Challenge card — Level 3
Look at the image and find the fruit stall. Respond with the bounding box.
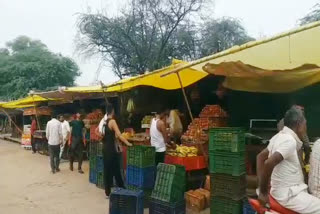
[22,107,51,154]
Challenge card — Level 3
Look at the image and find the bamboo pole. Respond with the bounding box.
[176,72,193,121]
[1,109,23,134]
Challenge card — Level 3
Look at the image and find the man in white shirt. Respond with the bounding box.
[309,139,320,198]
[46,114,63,174]
[59,115,70,159]
[257,107,320,213]
[150,109,170,166]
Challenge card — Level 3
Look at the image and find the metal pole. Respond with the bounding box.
[176,72,193,121]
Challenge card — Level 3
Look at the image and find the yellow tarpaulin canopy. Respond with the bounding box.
[64,85,104,93]
[166,21,320,93]
[1,95,56,109]
[105,59,207,92]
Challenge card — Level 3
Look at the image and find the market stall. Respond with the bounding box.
[22,107,51,154]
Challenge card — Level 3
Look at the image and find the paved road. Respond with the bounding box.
[0,140,107,214]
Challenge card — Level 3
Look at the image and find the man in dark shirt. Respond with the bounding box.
[69,112,86,174]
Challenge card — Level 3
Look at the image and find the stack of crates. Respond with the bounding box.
[126,145,155,207]
[150,163,186,214]
[96,142,104,189]
[209,127,246,214]
[110,188,144,214]
[89,142,97,184]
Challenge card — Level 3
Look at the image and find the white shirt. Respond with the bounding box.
[150,118,166,152]
[98,114,108,135]
[268,126,306,202]
[309,140,320,198]
[46,118,63,146]
[61,120,70,141]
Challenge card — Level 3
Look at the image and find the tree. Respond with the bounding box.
[199,18,254,57]
[76,0,208,78]
[0,36,80,100]
[76,1,253,78]
[299,3,320,25]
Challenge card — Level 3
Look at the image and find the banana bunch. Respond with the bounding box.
[167,145,198,157]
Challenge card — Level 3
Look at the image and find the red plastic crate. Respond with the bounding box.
[165,155,207,171]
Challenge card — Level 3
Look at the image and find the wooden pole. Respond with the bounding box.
[1,109,23,134]
[176,72,193,121]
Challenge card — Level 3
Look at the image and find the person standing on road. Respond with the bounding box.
[150,109,170,167]
[69,112,86,174]
[102,104,132,198]
[59,115,70,160]
[46,114,63,174]
[30,116,37,154]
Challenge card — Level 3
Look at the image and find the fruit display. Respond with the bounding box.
[181,105,227,143]
[199,105,228,118]
[86,109,104,125]
[141,115,153,126]
[167,145,198,157]
[122,132,134,140]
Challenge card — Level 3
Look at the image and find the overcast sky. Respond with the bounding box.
[0,0,318,86]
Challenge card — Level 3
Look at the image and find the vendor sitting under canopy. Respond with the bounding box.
[257,106,320,213]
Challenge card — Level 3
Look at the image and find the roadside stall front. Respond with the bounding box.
[23,107,52,153]
[160,21,320,213]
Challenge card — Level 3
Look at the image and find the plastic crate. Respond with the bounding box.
[109,188,144,214]
[96,156,104,172]
[209,151,246,176]
[243,199,255,214]
[210,197,243,214]
[89,156,97,170]
[211,173,246,200]
[97,142,103,156]
[96,171,104,189]
[149,198,186,214]
[89,142,97,156]
[126,166,155,188]
[127,145,155,168]
[209,127,245,153]
[127,185,152,208]
[151,164,186,203]
[89,169,97,184]
[164,155,207,171]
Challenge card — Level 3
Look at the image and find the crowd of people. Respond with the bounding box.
[29,104,177,199]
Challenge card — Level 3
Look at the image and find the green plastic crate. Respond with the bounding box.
[96,171,104,189]
[210,197,243,214]
[127,145,155,168]
[209,151,246,176]
[89,156,97,170]
[97,142,103,156]
[210,173,246,200]
[209,127,245,153]
[151,163,186,203]
[89,142,97,156]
